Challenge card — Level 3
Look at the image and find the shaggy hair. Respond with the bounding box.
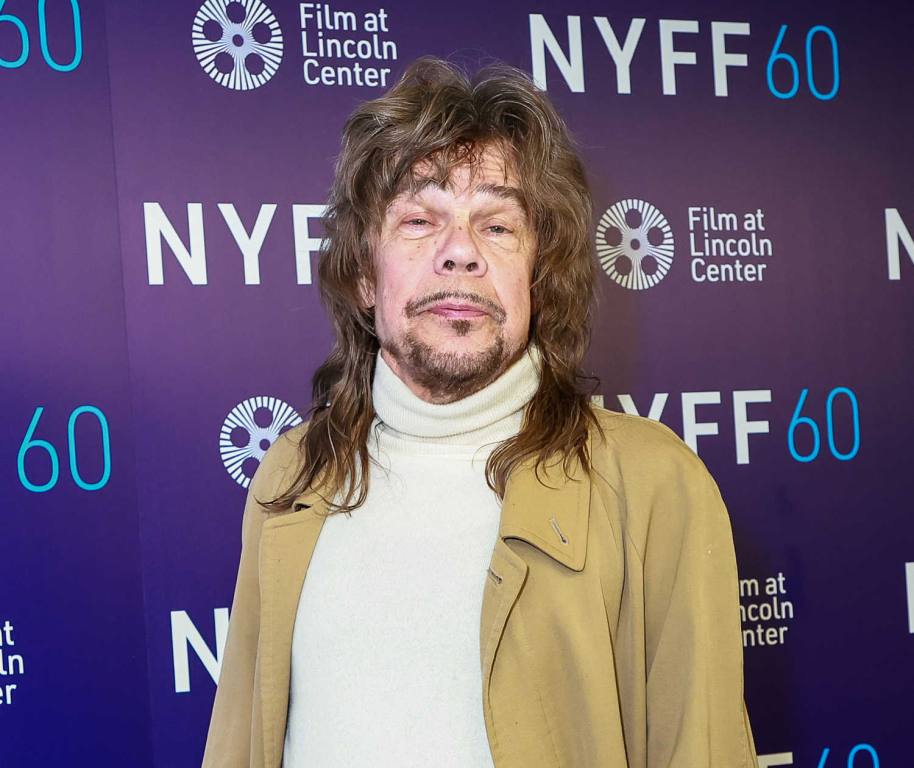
[263,56,600,514]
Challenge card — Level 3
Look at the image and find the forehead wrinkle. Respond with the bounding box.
[410,176,448,197]
[386,176,443,210]
[471,182,527,211]
[391,176,527,214]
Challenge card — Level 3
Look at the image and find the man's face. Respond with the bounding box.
[365,144,536,403]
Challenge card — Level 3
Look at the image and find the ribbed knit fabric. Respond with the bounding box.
[282,344,541,768]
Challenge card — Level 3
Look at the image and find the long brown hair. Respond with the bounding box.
[263,56,600,515]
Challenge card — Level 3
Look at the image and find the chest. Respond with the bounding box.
[292,457,503,639]
[481,532,630,767]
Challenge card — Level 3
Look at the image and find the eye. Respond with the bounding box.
[487,224,512,234]
[404,217,430,227]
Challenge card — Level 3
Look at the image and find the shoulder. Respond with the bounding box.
[589,406,711,486]
[237,421,311,544]
[248,421,310,502]
[586,407,728,555]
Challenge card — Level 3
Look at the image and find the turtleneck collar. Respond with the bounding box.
[371,343,542,448]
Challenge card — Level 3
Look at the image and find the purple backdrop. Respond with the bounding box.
[2,0,912,765]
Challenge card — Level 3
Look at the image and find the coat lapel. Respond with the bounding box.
[480,447,593,731]
[498,451,592,572]
[257,487,329,768]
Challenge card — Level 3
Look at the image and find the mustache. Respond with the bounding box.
[405,290,507,322]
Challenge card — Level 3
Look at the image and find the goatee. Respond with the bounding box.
[382,332,511,403]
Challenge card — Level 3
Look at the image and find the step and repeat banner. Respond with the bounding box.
[2,0,912,765]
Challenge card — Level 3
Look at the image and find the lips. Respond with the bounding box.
[427,303,489,318]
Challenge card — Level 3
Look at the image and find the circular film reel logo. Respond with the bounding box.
[220,396,302,488]
[192,0,283,91]
[596,199,674,290]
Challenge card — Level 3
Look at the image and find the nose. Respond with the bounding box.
[433,222,488,277]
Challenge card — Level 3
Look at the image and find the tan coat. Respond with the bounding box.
[202,408,759,767]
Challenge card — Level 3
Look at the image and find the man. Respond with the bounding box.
[202,57,759,768]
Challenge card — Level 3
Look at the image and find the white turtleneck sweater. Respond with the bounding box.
[282,344,541,768]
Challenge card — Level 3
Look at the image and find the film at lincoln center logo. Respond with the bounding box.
[192,0,283,90]
[220,396,303,488]
[596,199,674,290]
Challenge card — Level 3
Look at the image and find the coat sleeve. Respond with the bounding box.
[639,444,759,768]
[201,431,298,767]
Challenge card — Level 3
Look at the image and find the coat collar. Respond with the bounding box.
[287,443,592,571]
[496,449,591,571]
